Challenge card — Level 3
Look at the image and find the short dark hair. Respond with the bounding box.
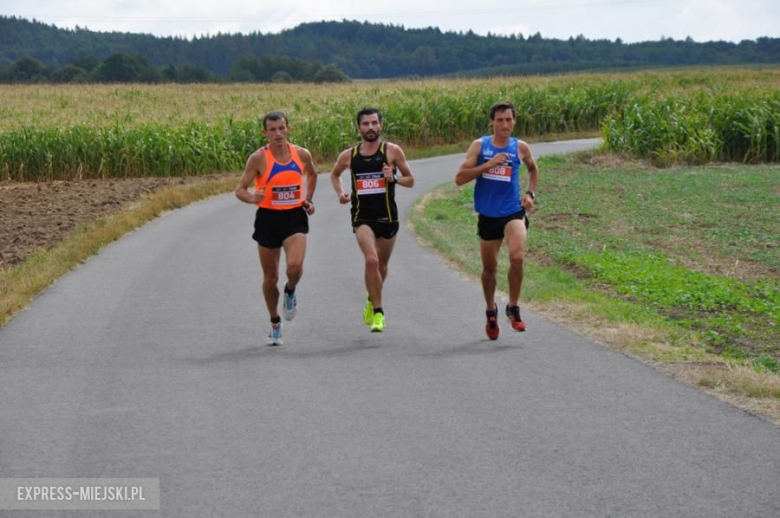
[357,108,382,125]
[263,111,289,129]
[489,101,516,120]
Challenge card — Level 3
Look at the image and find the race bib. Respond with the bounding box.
[271,185,301,205]
[483,164,512,182]
[355,172,386,195]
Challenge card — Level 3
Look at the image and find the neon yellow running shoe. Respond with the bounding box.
[363,296,374,325]
[370,312,385,333]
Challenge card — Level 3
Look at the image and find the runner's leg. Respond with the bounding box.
[375,235,397,283]
[258,245,282,319]
[355,225,382,309]
[479,238,503,311]
[503,219,527,307]
[281,233,306,291]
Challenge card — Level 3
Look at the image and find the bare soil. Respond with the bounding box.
[0,177,226,270]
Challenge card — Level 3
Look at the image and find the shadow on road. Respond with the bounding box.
[413,340,521,358]
[188,340,383,364]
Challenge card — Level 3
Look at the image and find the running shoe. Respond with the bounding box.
[363,295,374,325]
[486,305,500,340]
[506,304,527,332]
[267,322,283,346]
[283,290,297,321]
[370,312,385,333]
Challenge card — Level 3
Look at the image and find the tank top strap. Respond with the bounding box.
[262,144,298,165]
[351,141,386,160]
[288,144,303,166]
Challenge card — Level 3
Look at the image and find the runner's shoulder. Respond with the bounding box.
[336,147,353,164]
[384,141,407,157]
[246,148,267,171]
[516,139,532,157]
[467,138,484,154]
[292,144,313,159]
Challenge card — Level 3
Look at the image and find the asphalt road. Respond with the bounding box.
[1,139,778,517]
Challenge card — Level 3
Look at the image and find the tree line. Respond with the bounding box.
[1,16,778,82]
[0,51,350,84]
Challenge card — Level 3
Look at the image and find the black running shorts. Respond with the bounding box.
[253,206,309,249]
[477,210,528,241]
[352,219,400,240]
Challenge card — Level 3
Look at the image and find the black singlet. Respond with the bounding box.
[349,141,397,223]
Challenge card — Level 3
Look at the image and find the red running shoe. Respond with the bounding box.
[485,306,500,340]
[506,305,527,332]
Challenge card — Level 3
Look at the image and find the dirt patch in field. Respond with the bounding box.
[0,176,230,271]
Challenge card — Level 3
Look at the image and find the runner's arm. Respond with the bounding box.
[235,152,265,205]
[330,150,352,204]
[455,139,505,186]
[298,147,318,202]
[519,140,539,211]
[297,147,318,215]
[386,143,414,188]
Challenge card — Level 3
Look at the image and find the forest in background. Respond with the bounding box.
[1,16,779,83]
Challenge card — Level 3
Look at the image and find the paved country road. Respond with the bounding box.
[1,139,778,517]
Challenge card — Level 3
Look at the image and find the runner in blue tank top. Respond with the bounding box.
[455,101,539,340]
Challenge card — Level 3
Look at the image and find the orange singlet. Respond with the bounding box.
[255,144,305,210]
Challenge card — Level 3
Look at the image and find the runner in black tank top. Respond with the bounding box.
[331,108,415,332]
[349,141,398,224]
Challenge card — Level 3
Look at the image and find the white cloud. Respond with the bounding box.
[1,0,777,41]
[675,0,777,41]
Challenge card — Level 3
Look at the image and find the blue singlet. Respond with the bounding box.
[473,136,523,218]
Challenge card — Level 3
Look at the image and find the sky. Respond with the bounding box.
[2,0,778,43]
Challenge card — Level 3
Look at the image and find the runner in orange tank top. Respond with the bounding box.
[236,111,318,346]
[255,143,307,210]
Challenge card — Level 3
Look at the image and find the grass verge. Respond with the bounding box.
[410,152,780,423]
[0,176,236,328]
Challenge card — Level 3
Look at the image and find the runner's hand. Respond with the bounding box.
[383,163,395,183]
[488,153,509,167]
[338,192,350,204]
[522,193,535,212]
[303,200,315,215]
[251,188,266,204]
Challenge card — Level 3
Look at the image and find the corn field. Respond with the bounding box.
[1,69,778,180]
[602,90,780,165]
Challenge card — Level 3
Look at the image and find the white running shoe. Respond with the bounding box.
[267,322,283,346]
[283,291,297,321]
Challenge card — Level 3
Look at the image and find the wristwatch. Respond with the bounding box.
[525,190,536,200]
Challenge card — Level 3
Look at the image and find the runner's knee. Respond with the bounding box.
[481,257,498,276]
[482,266,497,279]
[286,262,303,280]
[364,253,379,270]
[509,250,525,268]
[263,271,279,286]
